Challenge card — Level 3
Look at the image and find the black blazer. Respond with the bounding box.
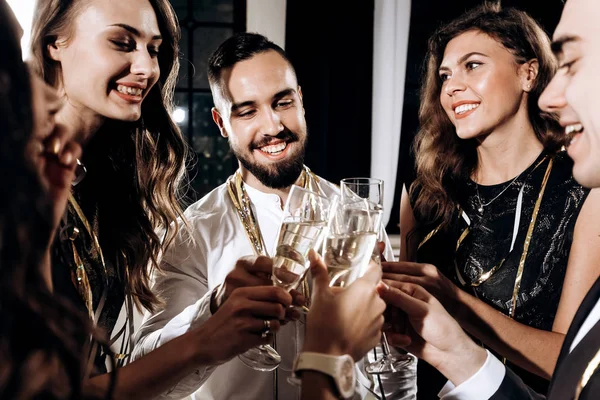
[491,276,600,400]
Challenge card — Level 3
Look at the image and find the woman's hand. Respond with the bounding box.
[377,281,487,386]
[382,261,461,313]
[303,251,386,362]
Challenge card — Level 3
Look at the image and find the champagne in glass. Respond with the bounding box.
[340,178,414,375]
[238,186,336,372]
[324,205,380,287]
[272,220,328,290]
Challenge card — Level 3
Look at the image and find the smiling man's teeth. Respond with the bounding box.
[565,123,583,135]
[116,85,143,96]
[455,103,479,114]
[260,142,287,154]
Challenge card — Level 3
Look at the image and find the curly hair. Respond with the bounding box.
[410,2,563,227]
[30,0,190,312]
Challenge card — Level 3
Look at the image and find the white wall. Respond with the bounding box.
[246,0,287,48]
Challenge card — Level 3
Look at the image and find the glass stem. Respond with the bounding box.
[381,333,392,356]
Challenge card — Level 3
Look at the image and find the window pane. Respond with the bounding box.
[192,92,219,143]
[170,0,188,20]
[189,92,236,198]
[173,92,189,140]
[192,27,234,88]
[193,0,234,23]
[177,28,190,89]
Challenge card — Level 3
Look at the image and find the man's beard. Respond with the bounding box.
[231,130,306,189]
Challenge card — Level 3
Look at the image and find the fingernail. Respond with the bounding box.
[47,137,61,155]
[60,151,73,166]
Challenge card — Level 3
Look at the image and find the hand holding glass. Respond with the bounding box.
[337,178,414,374]
[238,186,336,371]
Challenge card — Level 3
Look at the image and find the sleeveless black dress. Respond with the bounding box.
[409,151,589,397]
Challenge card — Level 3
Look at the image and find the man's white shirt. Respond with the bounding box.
[131,175,410,400]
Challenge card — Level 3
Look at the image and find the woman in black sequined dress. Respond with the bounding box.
[387,4,600,397]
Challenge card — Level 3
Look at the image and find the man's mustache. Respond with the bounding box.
[251,130,299,149]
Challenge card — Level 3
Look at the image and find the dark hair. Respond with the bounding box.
[0,2,94,398]
[410,2,562,226]
[30,0,189,313]
[207,32,296,103]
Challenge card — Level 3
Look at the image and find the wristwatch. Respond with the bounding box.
[292,352,355,399]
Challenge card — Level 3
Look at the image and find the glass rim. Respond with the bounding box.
[340,177,383,186]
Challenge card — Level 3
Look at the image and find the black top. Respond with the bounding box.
[52,191,125,375]
[410,151,589,395]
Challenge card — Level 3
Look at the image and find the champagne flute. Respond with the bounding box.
[340,178,414,375]
[238,186,337,371]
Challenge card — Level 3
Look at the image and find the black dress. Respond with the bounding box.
[410,151,589,397]
[52,190,125,375]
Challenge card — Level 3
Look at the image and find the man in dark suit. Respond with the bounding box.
[375,0,600,399]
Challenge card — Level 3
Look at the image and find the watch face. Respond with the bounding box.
[340,358,354,393]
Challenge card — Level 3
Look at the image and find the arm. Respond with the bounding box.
[377,282,545,400]
[382,189,600,379]
[399,184,419,262]
[301,372,340,400]
[127,226,293,399]
[552,188,600,333]
[300,253,386,400]
[382,261,564,379]
[85,284,291,400]
[130,225,217,398]
[451,188,600,378]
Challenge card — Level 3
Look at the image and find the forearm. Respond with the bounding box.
[301,372,340,400]
[84,329,212,400]
[128,289,216,398]
[453,290,562,379]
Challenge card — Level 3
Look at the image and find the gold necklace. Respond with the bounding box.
[67,194,109,323]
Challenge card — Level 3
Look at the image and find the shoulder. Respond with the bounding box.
[163,183,237,261]
[548,151,590,204]
[184,182,233,222]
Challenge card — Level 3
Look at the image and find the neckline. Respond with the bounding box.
[471,150,547,189]
[242,182,283,207]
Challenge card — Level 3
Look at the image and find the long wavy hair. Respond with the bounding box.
[0,2,106,398]
[410,3,563,227]
[30,0,189,312]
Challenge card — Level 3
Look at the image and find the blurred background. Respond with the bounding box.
[8,0,566,236]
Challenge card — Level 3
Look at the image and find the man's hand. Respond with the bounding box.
[195,286,293,365]
[377,281,487,386]
[211,255,306,318]
[303,251,386,362]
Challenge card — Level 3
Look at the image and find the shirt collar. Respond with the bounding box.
[243,182,283,208]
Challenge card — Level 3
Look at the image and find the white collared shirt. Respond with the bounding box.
[439,301,600,399]
[131,175,406,400]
